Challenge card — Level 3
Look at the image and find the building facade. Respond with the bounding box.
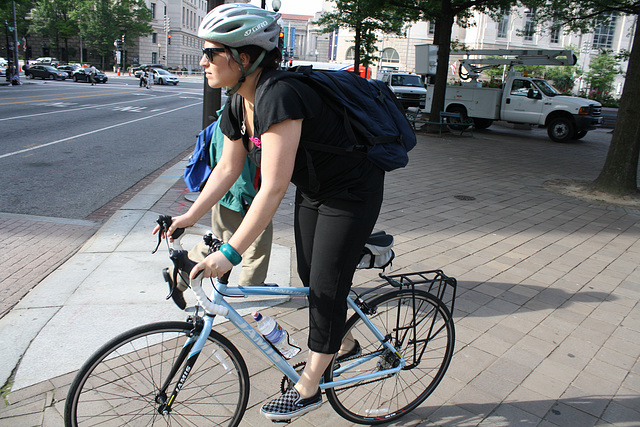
[136,0,208,71]
[321,7,636,95]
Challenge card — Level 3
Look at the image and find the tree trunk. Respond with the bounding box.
[353,24,361,75]
[428,2,454,126]
[591,21,640,196]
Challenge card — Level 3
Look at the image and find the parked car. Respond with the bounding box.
[72,67,108,83]
[57,64,82,78]
[153,69,179,85]
[0,57,7,67]
[25,64,68,80]
[132,63,165,78]
[0,65,6,77]
[34,57,61,67]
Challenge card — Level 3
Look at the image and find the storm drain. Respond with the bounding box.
[454,195,476,201]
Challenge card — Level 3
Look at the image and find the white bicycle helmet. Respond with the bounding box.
[198,3,281,94]
[198,3,281,51]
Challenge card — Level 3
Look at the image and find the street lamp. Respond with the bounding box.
[261,0,282,11]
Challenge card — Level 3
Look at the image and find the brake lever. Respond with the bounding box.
[152,215,185,254]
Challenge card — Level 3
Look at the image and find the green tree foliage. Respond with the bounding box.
[29,0,78,61]
[543,65,576,92]
[1,0,36,60]
[74,0,152,67]
[584,49,621,101]
[315,0,419,72]
[524,0,640,196]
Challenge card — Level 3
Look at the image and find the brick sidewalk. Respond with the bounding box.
[1,126,639,426]
[0,147,194,322]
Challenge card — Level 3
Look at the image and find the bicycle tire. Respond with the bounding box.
[64,321,249,427]
[325,289,454,424]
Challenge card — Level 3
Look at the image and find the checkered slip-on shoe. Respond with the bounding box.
[260,387,322,421]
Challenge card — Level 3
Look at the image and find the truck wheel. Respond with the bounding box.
[547,117,575,142]
[573,130,587,140]
[446,106,470,131]
[473,118,493,130]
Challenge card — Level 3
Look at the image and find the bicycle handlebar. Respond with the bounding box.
[190,278,229,316]
[154,214,230,317]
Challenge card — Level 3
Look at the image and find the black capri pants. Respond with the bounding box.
[294,169,384,354]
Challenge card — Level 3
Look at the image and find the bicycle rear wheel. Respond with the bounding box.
[65,321,249,426]
[325,289,454,424]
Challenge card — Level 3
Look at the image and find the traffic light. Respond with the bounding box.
[279,29,285,55]
[168,34,171,45]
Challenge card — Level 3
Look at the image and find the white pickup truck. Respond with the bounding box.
[424,74,603,142]
[380,72,428,111]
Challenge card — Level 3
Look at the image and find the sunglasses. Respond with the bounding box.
[202,47,226,62]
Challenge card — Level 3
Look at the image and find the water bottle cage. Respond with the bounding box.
[262,333,302,360]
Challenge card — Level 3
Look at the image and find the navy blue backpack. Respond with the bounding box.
[258,68,417,171]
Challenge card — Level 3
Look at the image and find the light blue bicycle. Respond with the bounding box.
[65,215,457,426]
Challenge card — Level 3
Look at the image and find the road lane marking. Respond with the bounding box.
[0,91,145,105]
[0,102,201,160]
[0,93,190,122]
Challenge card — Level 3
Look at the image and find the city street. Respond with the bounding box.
[0,74,206,219]
[0,73,212,318]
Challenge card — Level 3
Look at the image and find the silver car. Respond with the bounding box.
[153,69,179,85]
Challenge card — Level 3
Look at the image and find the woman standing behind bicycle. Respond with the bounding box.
[162,3,384,421]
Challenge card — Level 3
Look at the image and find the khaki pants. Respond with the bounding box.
[173,203,273,290]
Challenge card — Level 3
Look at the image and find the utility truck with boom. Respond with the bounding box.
[416,48,603,142]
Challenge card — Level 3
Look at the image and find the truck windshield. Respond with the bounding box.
[391,75,424,87]
[532,79,561,97]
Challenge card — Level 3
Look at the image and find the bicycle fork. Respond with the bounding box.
[156,315,214,415]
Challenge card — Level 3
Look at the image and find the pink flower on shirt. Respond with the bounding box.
[249,136,261,148]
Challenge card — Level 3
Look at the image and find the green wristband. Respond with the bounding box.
[220,242,242,266]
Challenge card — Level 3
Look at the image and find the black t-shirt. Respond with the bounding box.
[219,69,381,202]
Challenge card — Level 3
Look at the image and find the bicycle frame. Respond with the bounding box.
[161,279,406,413]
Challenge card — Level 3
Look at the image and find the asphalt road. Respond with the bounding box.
[0,74,208,219]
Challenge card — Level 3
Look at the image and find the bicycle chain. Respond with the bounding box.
[280,362,307,393]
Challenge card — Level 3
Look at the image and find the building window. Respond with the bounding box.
[593,13,617,49]
[497,14,509,38]
[152,52,157,63]
[152,33,157,43]
[523,9,536,41]
[151,3,156,19]
[381,48,400,63]
[550,24,560,44]
[428,21,435,35]
[346,47,355,60]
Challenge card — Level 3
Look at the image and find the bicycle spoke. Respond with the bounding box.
[66,322,249,427]
[325,290,454,424]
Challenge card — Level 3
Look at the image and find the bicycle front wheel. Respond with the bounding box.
[65,321,249,426]
[325,289,454,424]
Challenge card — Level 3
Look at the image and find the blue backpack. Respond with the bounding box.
[258,68,417,171]
[184,119,217,192]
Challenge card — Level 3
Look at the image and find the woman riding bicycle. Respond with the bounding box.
[164,3,385,420]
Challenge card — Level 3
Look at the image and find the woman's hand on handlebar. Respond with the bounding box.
[152,214,196,241]
[190,251,233,280]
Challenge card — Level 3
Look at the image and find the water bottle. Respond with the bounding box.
[252,311,301,359]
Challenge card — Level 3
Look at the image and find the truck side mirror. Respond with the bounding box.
[527,89,542,100]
